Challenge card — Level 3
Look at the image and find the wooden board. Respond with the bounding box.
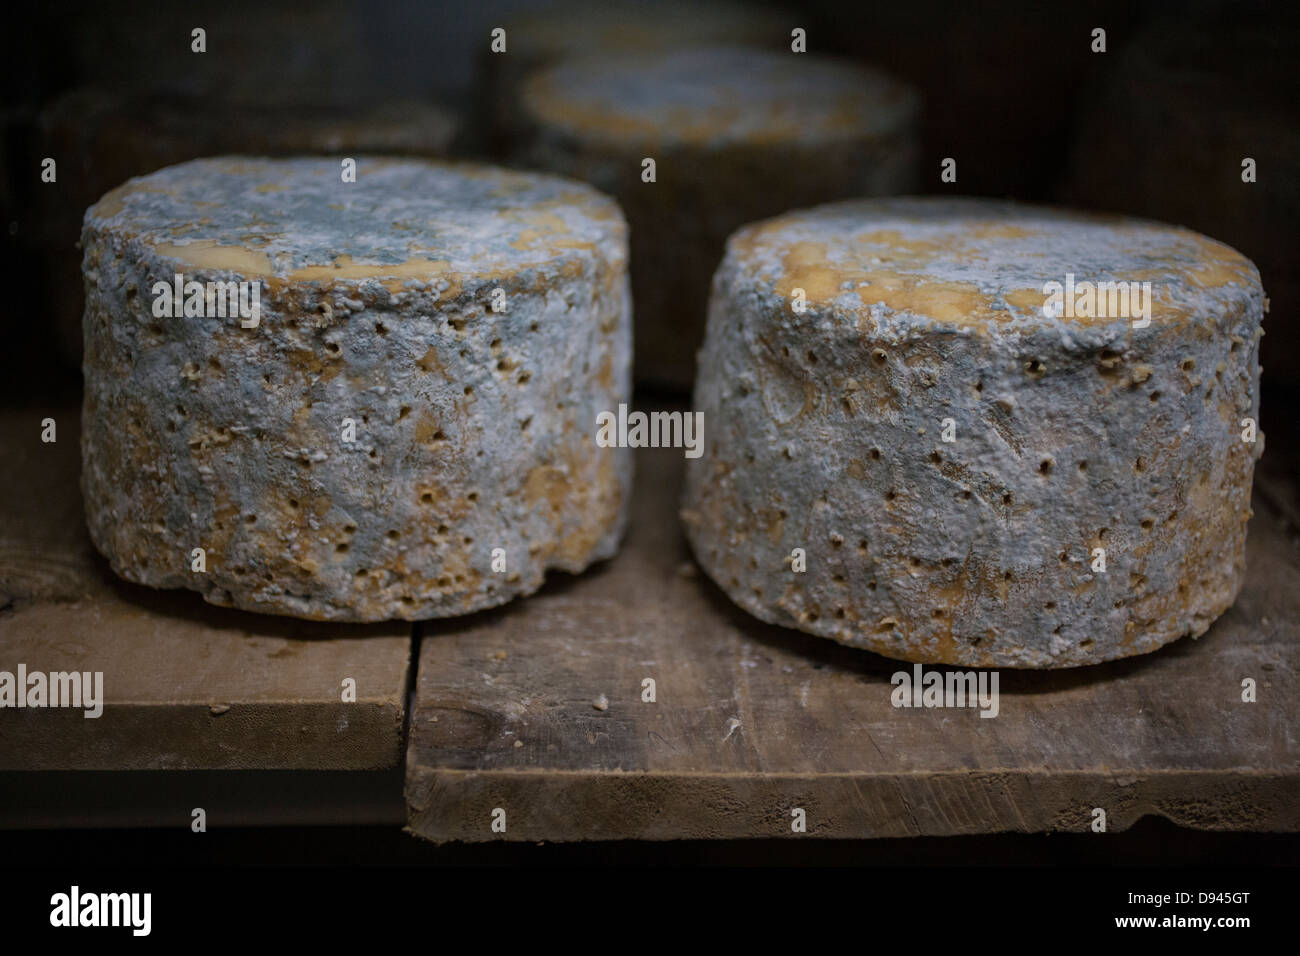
[0,407,412,772]
[407,442,1300,842]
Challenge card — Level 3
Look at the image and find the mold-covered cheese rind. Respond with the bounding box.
[682,197,1265,668]
[81,156,632,622]
[516,45,919,391]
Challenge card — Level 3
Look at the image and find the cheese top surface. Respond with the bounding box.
[728,197,1260,330]
[512,0,788,61]
[521,46,917,149]
[86,157,625,280]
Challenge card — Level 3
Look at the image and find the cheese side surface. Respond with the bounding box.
[516,45,919,391]
[682,197,1265,668]
[81,157,632,622]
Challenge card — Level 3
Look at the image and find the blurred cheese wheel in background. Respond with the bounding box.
[516,45,919,392]
[1059,7,1300,387]
[35,89,461,365]
[478,0,793,156]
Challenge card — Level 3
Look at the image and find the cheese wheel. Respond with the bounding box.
[81,157,631,622]
[682,197,1265,668]
[517,45,919,391]
[481,0,792,154]
[38,88,461,364]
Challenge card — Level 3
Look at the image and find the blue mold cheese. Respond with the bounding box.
[38,88,461,365]
[80,157,632,622]
[516,45,919,390]
[481,0,792,153]
[682,197,1265,668]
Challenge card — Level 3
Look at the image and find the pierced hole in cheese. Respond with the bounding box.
[355,568,369,578]
[518,370,532,384]
[176,404,187,418]
[1044,601,1056,610]
[1059,551,1069,563]
[375,322,388,336]
[806,350,818,364]
[867,580,877,591]
[399,405,411,420]
[245,514,257,524]
[858,539,868,554]
[326,342,341,354]
[1140,518,1155,530]
[869,448,881,460]
[1181,358,1196,372]
[369,449,378,459]
[1003,570,1013,581]
[420,492,434,504]
[974,381,983,393]
[343,523,357,534]
[870,348,887,365]
[931,608,944,618]
[437,576,452,588]
[489,338,502,352]
[1039,459,1053,475]
[961,489,972,500]
[929,450,942,464]
[832,573,846,583]
[1002,492,1013,505]
[520,417,531,432]
[1149,391,1161,402]
[336,543,349,553]
[529,321,539,332]
[1134,457,1146,473]
[1079,638,1094,649]
[464,385,474,395]
[288,498,300,510]
[466,492,479,503]
[436,523,449,534]
[462,536,473,546]
[885,489,897,501]
[1078,460,1088,472]
[1024,359,1046,379]
[208,356,221,371]
[836,607,848,619]
[449,316,466,332]
[387,530,400,540]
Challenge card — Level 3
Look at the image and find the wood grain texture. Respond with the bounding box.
[0,407,412,771]
[407,441,1299,841]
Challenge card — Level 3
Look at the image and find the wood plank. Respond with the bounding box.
[407,438,1300,841]
[0,407,412,772]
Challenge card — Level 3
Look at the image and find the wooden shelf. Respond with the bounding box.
[0,407,411,773]
[406,444,1300,841]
